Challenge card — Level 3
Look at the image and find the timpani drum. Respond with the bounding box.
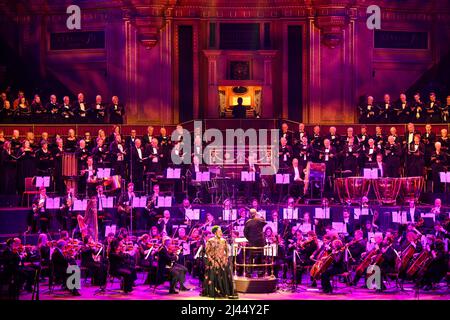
[399,177,424,203]
[344,177,371,204]
[334,178,347,204]
[373,178,401,205]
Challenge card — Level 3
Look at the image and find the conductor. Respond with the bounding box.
[232,97,247,119]
[243,209,267,277]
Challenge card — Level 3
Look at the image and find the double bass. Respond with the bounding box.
[406,249,432,278]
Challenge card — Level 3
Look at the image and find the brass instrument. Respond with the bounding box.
[32,196,47,214]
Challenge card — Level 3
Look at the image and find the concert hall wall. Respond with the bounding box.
[0,0,449,125]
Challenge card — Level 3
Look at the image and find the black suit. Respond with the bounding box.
[130,145,145,190]
[108,103,125,124]
[157,246,188,292]
[73,101,89,122]
[232,104,246,118]
[109,252,135,292]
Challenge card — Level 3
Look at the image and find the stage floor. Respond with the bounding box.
[19,275,449,301]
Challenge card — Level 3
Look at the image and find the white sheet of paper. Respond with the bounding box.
[263,244,277,257]
[315,207,330,219]
[283,208,298,220]
[167,168,181,179]
[73,199,87,211]
[185,209,200,220]
[258,210,266,220]
[353,208,360,220]
[332,222,346,233]
[241,171,256,182]
[298,223,312,234]
[223,209,237,221]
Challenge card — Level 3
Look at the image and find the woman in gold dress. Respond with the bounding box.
[201,226,237,298]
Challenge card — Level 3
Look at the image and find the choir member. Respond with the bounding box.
[358,96,377,123]
[377,93,394,123]
[65,128,78,153]
[396,93,413,123]
[125,129,138,150]
[374,125,386,151]
[31,94,47,122]
[1,141,18,194]
[280,123,292,146]
[339,135,360,177]
[46,94,60,122]
[361,138,379,169]
[109,134,127,178]
[406,134,425,177]
[74,92,89,123]
[10,129,22,155]
[17,140,37,194]
[279,137,293,170]
[83,131,95,151]
[130,138,145,191]
[145,137,163,174]
[384,135,401,177]
[422,124,436,166]
[326,126,341,151]
[142,125,155,147]
[310,125,323,151]
[108,95,125,124]
[60,96,75,123]
[317,139,336,190]
[437,129,449,155]
[91,95,106,123]
[53,138,65,194]
[440,95,449,123]
[35,141,53,176]
[412,93,424,123]
[293,123,309,151]
[92,138,108,167]
[425,92,440,123]
[375,154,387,178]
[430,142,447,193]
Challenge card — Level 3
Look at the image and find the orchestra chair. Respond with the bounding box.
[21,177,40,207]
[330,272,353,294]
[151,256,171,293]
[94,260,124,295]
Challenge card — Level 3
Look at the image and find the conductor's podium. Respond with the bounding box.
[234,276,278,293]
[232,243,278,293]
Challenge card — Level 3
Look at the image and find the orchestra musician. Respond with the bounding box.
[117,182,136,228]
[129,138,145,191]
[79,236,107,286]
[406,134,425,177]
[51,240,81,296]
[157,210,174,237]
[156,236,189,294]
[31,187,48,233]
[108,239,135,293]
[319,239,346,294]
[60,187,76,231]
[418,239,448,290]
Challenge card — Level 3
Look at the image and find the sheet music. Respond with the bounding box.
[283,208,298,220]
[97,168,111,179]
[182,242,190,256]
[73,199,87,211]
[156,196,172,207]
[421,213,435,222]
[223,209,237,221]
[332,222,345,233]
[275,174,290,184]
[258,210,266,220]
[241,171,256,182]
[195,171,210,182]
[101,197,114,209]
[167,168,181,179]
[439,172,450,183]
[263,244,277,257]
[363,168,378,179]
[45,197,60,209]
[185,209,200,220]
[298,223,312,234]
[353,208,360,220]
[36,176,51,187]
[105,225,117,237]
[392,211,407,224]
[315,207,330,219]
